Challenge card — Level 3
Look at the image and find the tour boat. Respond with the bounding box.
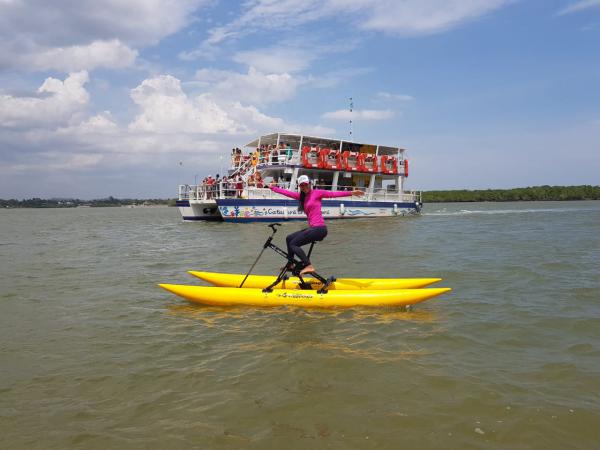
[176,132,422,222]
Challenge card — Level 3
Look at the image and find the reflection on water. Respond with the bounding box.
[166,303,440,363]
[166,303,440,324]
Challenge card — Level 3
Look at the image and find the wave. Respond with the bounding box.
[424,207,599,216]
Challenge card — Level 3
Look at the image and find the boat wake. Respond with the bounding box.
[425,207,596,216]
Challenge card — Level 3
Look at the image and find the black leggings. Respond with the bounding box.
[286,226,328,266]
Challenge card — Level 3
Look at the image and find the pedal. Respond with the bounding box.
[317,276,336,294]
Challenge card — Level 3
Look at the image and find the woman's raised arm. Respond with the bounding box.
[270,185,300,200]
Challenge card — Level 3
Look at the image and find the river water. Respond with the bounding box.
[1,201,599,449]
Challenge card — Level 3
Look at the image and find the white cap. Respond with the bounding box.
[297,175,310,185]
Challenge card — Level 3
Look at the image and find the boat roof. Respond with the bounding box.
[245,132,404,155]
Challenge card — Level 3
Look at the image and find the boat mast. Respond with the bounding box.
[348,97,353,139]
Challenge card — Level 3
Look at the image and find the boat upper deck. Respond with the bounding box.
[230,132,408,177]
[245,132,404,156]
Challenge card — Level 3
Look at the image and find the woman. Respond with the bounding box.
[270,175,364,275]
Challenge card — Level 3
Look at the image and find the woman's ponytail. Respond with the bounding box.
[298,190,306,212]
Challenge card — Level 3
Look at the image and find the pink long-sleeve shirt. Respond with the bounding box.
[270,186,353,227]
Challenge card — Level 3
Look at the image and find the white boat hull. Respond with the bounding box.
[216,198,420,222]
[176,199,222,221]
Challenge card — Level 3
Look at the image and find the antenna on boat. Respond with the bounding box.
[349,97,353,139]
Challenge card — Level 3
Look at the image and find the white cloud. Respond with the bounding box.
[128,75,240,134]
[322,109,394,120]
[557,0,600,15]
[200,0,513,48]
[377,92,414,102]
[57,112,118,135]
[0,71,90,128]
[229,34,361,73]
[16,39,138,72]
[356,0,513,35]
[129,73,333,135]
[0,0,207,71]
[195,67,303,105]
[232,48,315,74]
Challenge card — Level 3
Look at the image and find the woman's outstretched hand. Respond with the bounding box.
[351,189,365,196]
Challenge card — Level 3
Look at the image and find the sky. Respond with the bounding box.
[0,0,599,199]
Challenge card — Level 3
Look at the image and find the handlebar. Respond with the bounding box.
[268,223,282,233]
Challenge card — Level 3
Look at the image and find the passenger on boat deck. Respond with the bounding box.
[206,175,217,198]
[254,172,264,188]
[204,176,213,199]
[235,177,243,198]
[233,148,242,167]
[269,175,364,275]
[271,148,278,164]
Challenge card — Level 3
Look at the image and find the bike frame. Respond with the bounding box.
[239,223,336,293]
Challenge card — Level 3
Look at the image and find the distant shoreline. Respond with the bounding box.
[422,185,599,203]
[1,185,598,208]
[0,197,175,209]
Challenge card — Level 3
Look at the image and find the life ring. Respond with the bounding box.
[342,151,360,171]
[320,148,342,169]
[301,146,321,168]
[357,153,378,173]
[403,159,409,177]
[380,155,398,174]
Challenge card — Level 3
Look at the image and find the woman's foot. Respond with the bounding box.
[299,264,315,275]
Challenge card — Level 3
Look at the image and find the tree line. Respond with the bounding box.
[0,197,175,208]
[422,185,599,202]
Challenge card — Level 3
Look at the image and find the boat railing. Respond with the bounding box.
[229,155,254,179]
[244,184,421,203]
[178,183,224,201]
[179,182,421,203]
[257,149,300,167]
[178,181,250,201]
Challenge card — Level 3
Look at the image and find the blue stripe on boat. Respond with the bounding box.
[222,216,356,222]
[216,199,417,208]
[182,216,223,221]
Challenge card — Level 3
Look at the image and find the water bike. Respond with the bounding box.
[159,223,451,308]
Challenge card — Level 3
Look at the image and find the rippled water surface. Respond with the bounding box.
[1,202,599,449]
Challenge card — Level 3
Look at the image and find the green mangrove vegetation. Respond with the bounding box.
[0,197,175,208]
[422,185,599,202]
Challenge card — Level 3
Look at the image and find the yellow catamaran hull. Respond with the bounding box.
[159,284,451,308]
[188,271,442,290]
